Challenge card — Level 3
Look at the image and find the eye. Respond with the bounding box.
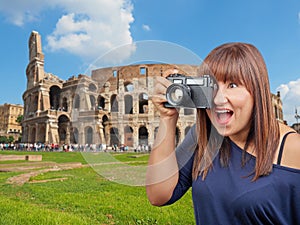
[228,83,238,88]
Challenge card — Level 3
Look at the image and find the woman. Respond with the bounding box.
[146,42,300,224]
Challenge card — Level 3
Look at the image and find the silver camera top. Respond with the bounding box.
[165,74,217,109]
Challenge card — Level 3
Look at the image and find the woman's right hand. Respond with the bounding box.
[151,69,179,119]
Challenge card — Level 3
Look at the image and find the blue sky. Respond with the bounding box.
[0,0,300,125]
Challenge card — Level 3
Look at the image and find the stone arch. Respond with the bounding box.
[124,81,134,92]
[102,115,109,132]
[110,127,119,146]
[37,125,46,143]
[30,126,36,143]
[102,115,109,143]
[124,125,133,147]
[89,83,97,92]
[59,128,67,144]
[139,126,148,145]
[139,93,148,113]
[39,94,44,111]
[85,126,93,145]
[49,85,61,110]
[62,97,68,111]
[58,115,70,144]
[111,94,118,112]
[71,127,79,144]
[34,95,38,112]
[58,114,70,122]
[124,95,133,114]
[97,95,105,109]
[90,95,96,109]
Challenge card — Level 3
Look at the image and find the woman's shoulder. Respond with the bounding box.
[278,122,295,134]
[278,123,300,170]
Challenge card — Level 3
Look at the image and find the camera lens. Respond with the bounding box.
[171,87,183,102]
[166,84,190,106]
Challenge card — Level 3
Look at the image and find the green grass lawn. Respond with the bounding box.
[0,151,195,225]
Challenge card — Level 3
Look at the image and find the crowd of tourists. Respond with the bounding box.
[0,142,151,153]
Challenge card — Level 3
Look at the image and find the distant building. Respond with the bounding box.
[0,103,24,140]
[293,108,300,133]
[271,91,284,123]
[291,123,300,133]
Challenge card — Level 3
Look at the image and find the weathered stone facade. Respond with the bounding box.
[292,123,300,133]
[0,103,23,140]
[22,31,285,148]
[22,31,196,148]
[271,91,284,124]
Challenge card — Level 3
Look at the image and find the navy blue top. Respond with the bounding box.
[166,126,300,225]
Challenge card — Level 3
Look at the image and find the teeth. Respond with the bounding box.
[215,110,231,113]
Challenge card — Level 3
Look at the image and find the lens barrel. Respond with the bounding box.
[166,84,191,106]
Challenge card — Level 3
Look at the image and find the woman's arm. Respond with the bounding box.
[281,131,300,170]
[278,123,300,169]
[146,72,181,206]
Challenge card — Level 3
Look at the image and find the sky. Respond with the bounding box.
[0,0,300,125]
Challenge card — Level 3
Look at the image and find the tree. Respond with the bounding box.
[0,136,7,143]
[16,115,24,124]
[7,136,14,143]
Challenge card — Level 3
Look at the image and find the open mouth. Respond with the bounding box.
[215,109,233,125]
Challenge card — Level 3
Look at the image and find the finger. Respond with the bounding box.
[151,94,167,103]
[148,92,165,102]
[155,76,172,90]
[154,82,168,95]
[162,68,180,78]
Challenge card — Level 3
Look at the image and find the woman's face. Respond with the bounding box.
[206,80,254,143]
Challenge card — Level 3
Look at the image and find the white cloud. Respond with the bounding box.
[0,0,46,26]
[0,0,135,61]
[276,78,300,125]
[46,0,135,60]
[142,24,151,31]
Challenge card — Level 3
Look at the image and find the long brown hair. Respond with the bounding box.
[192,42,279,181]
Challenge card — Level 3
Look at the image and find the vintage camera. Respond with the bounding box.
[165,74,217,109]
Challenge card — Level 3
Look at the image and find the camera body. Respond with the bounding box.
[165,74,217,109]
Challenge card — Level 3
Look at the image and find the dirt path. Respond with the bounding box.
[2,157,148,186]
[4,162,83,186]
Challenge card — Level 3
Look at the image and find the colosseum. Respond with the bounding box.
[22,31,284,149]
[22,31,199,149]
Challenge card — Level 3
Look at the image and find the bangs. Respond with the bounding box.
[199,43,255,92]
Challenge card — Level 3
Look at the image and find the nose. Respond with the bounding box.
[213,85,228,105]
